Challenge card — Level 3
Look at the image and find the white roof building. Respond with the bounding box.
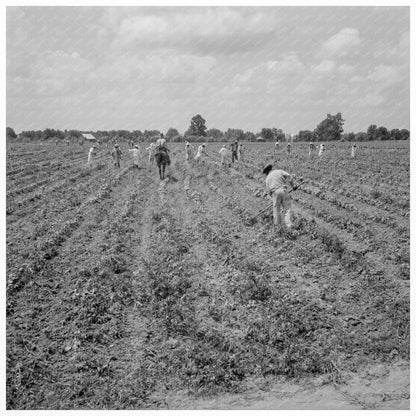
[81,133,96,141]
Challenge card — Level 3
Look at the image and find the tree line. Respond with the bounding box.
[6,113,410,143]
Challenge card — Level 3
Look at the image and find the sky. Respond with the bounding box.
[6,6,410,134]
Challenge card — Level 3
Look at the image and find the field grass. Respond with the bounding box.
[6,140,410,409]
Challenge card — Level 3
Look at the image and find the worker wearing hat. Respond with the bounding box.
[129,144,141,168]
[230,140,239,163]
[318,143,325,157]
[263,163,298,229]
[112,143,122,168]
[185,141,195,161]
[194,143,207,163]
[219,144,231,166]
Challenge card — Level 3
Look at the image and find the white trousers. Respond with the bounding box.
[271,188,293,228]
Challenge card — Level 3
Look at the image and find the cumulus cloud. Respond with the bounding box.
[96,53,216,87]
[321,28,361,57]
[104,7,278,54]
[338,64,356,75]
[366,64,401,89]
[311,59,337,73]
[6,7,409,133]
[230,52,306,95]
[8,50,95,97]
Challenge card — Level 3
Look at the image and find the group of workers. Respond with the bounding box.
[86,137,359,231]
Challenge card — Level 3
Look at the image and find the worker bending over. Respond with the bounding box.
[263,164,298,229]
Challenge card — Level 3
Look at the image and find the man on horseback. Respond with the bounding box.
[154,134,171,180]
[156,133,169,151]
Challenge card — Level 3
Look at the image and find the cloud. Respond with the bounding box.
[96,53,216,89]
[321,28,361,57]
[104,7,278,54]
[8,50,95,97]
[230,52,306,95]
[338,64,356,75]
[311,59,336,73]
[366,64,401,89]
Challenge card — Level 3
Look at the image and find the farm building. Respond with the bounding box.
[81,133,97,141]
[256,136,266,142]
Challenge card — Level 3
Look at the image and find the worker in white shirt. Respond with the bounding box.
[146,143,156,163]
[219,144,231,166]
[351,143,357,158]
[87,145,97,168]
[238,143,245,162]
[318,143,325,157]
[129,144,141,168]
[185,141,194,161]
[194,143,207,163]
[309,142,316,157]
[263,164,298,229]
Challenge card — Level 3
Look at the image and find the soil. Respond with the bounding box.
[6,141,410,410]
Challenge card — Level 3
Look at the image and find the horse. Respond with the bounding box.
[154,147,171,180]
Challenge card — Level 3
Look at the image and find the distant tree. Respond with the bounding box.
[132,130,143,139]
[366,124,377,141]
[389,129,402,140]
[298,130,315,142]
[343,132,356,142]
[260,128,274,141]
[143,130,161,141]
[66,130,81,138]
[244,131,256,141]
[42,128,64,140]
[187,114,207,137]
[375,126,390,141]
[206,128,224,139]
[355,132,367,142]
[6,127,17,139]
[224,128,245,142]
[271,128,286,142]
[314,113,344,141]
[166,128,180,141]
[400,129,410,140]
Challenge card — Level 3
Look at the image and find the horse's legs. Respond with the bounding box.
[162,163,165,179]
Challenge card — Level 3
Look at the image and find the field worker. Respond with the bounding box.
[238,143,245,162]
[66,139,70,146]
[230,141,239,163]
[146,143,156,163]
[275,141,280,150]
[112,144,122,168]
[219,144,231,166]
[351,143,357,158]
[194,143,207,163]
[263,164,298,229]
[309,142,316,157]
[129,144,141,168]
[87,145,97,167]
[185,141,194,161]
[287,142,291,155]
[318,143,325,157]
